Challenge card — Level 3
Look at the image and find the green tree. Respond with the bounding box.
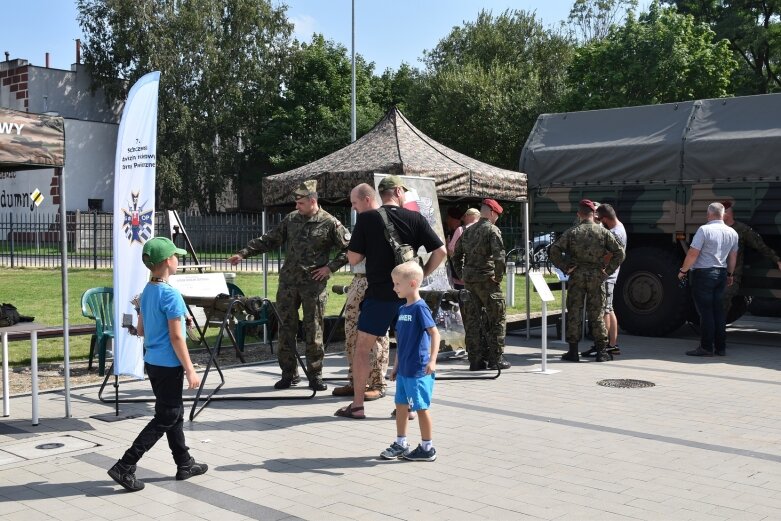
[77,0,292,212]
[417,9,574,170]
[257,34,383,174]
[566,3,737,110]
[665,0,781,93]
[567,0,638,42]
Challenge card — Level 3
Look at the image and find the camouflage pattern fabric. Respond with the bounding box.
[275,281,328,379]
[723,220,781,313]
[0,107,65,168]
[237,207,349,378]
[260,108,527,206]
[238,208,349,285]
[550,220,625,346]
[343,276,390,391]
[451,217,507,363]
[451,218,506,283]
[462,281,506,364]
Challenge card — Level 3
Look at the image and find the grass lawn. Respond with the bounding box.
[0,267,560,366]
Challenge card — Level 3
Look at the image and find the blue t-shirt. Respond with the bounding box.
[141,282,187,367]
[395,299,436,378]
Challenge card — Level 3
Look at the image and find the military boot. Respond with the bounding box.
[561,343,580,362]
[595,346,613,362]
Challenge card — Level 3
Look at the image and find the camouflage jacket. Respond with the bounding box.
[731,220,781,277]
[549,219,625,276]
[452,218,506,283]
[238,208,349,285]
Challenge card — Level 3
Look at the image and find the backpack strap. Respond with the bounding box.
[378,207,405,250]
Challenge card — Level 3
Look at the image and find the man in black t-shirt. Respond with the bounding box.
[335,175,446,419]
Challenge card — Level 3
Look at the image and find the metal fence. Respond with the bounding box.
[0,208,537,271]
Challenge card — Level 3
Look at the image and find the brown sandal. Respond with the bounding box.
[334,403,365,419]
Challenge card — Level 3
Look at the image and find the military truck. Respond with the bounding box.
[520,94,781,336]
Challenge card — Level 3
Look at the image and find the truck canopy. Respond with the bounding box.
[521,94,781,187]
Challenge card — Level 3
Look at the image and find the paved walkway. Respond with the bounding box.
[2,317,781,520]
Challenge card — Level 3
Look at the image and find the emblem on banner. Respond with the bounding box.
[121,191,153,244]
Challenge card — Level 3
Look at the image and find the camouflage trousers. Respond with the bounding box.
[275,280,327,380]
[463,280,506,363]
[722,275,742,314]
[566,271,608,347]
[344,275,390,391]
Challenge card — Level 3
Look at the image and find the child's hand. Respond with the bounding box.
[425,361,437,375]
[185,315,195,329]
[185,369,201,389]
[390,366,397,381]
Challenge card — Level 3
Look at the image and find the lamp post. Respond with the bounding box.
[351,0,356,143]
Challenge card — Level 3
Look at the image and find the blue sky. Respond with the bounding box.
[7,1,582,73]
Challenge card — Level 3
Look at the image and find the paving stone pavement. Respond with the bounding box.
[2,316,781,520]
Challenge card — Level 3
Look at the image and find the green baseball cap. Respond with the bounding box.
[378,175,409,192]
[142,237,187,268]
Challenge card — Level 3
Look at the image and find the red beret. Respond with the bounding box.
[482,198,503,214]
[579,199,596,212]
[721,200,733,210]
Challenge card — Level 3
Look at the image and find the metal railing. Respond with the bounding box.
[0,209,539,271]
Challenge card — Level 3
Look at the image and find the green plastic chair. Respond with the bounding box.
[81,287,114,376]
[227,283,274,353]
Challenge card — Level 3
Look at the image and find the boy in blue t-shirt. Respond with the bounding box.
[380,261,441,462]
[107,237,208,492]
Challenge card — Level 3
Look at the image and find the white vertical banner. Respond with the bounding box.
[113,72,160,378]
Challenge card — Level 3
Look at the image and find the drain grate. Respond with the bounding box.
[597,379,655,388]
[35,443,65,450]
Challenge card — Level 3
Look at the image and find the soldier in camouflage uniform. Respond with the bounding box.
[333,183,390,401]
[452,198,510,371]
[549,199,625,362]
[228,180,349,391]
[721,200,781,315]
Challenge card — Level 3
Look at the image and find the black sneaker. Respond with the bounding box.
[274,376,301,389]
[175,458,209,480]
[108,461,145,492]
[402,444,437,462]
[309,376,327,391]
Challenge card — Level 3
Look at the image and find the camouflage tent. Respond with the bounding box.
[262,107,527,206]
[0,107,65,168]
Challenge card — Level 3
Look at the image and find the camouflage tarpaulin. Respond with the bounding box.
[262,107,527,205]
[521,93,781,187]
[0,107,65,169]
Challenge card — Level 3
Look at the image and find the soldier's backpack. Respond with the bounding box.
[0,303,34,327]
[378,208,419,266]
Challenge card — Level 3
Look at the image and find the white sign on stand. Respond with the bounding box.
[169,273,230,327]
[526,272,560,375]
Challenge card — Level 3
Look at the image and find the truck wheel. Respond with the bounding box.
[615,247,689,336]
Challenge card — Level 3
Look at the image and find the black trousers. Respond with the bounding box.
[121,363,191,466]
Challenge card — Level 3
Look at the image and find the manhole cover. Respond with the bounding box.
[35,443,65,450]
[597,379,655,388]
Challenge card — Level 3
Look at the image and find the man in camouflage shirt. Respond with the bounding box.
[452,199,510,371]
[549,199,625,362]
[228,180,349,391]
[721,200,781,316]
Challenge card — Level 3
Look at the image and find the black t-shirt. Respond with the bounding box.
[349,205,444,300]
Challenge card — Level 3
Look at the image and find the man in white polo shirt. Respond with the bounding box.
[677,202,739,356]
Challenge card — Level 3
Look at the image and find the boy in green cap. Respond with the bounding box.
[107,237,208,492]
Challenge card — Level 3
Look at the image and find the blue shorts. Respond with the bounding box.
[357,297,404,336]
[395,373,435,411]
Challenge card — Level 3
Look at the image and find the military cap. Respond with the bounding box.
[579,199,597,212]
[721,200,733,210]
[378,175,409,192]
[293,180,317,199]
[482,198,503,215]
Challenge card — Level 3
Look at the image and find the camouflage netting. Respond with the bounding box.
[0,107,65,169]
[262,107,527,206]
